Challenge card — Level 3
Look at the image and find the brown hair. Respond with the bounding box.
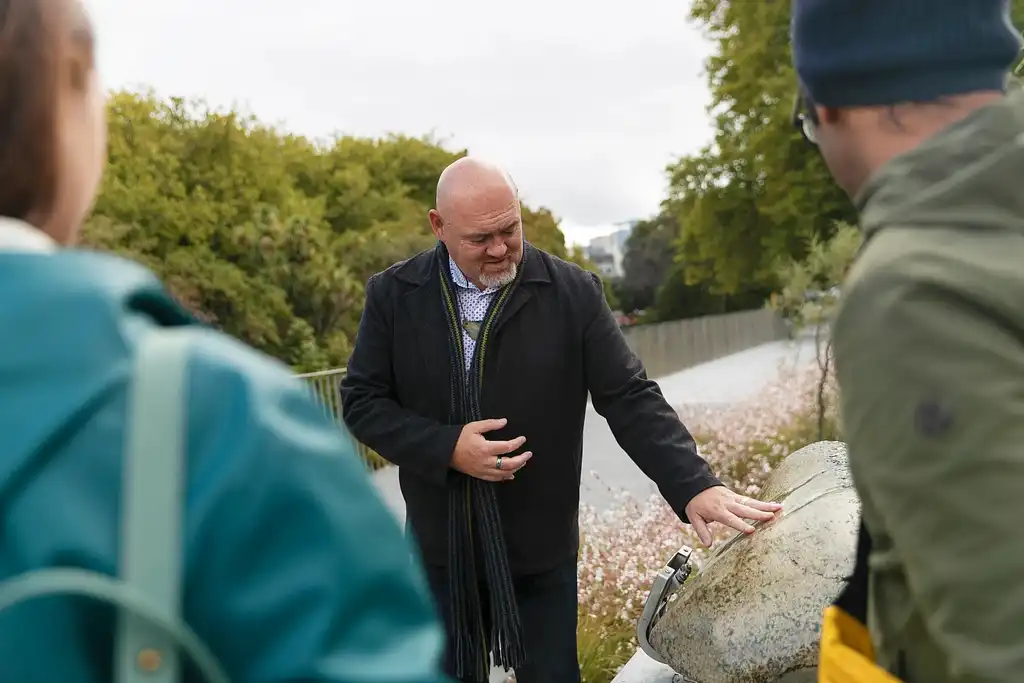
[0,0,93,222]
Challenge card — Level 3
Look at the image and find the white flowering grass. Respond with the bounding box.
[575,361,838,682]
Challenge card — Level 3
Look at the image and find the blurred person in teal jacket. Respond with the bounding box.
[0,1,451,682]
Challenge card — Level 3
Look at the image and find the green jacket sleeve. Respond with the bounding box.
[181,332,451,683]
[834,257,1024,682]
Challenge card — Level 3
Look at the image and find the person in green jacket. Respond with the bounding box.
[0,1,450,682]
[791,0,1024,681]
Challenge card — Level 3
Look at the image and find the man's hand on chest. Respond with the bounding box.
[450,417,533,481]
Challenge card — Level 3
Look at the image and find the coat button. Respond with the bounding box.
[137,648,162,672]
[914,399,953,437]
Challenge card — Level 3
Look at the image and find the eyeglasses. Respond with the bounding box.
[791,91,818,145]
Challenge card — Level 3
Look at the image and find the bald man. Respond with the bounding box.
[341,157,780,683]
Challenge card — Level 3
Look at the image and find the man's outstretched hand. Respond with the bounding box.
[684,486,782,547]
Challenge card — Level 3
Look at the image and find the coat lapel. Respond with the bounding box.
[397,246,453,401]
[397,243,551,389]
[493,243,549,336]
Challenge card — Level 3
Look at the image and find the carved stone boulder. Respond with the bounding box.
[647,440,858,683]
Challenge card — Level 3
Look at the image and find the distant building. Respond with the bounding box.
[583,222,635,279]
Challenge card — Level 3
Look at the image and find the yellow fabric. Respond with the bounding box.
[819,606,902,683]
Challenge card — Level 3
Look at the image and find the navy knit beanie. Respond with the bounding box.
[792,0,1023,107]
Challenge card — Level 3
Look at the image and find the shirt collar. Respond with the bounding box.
[448,256,499,294]
[0,217,57,253]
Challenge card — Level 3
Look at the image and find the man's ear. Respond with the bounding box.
[818,105,842,125]
[428,209,444,240]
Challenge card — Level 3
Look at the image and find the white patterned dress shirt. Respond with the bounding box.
[449,257,500,371]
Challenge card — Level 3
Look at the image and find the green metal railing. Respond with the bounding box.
[295,367,387,469]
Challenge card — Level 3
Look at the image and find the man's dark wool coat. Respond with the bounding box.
[341,243,720,576]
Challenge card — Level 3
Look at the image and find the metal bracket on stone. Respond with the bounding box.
[636,545,693,664]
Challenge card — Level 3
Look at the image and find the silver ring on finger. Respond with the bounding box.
[495,456,503,470]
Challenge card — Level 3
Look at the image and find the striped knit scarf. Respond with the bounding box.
[437,243,526,680]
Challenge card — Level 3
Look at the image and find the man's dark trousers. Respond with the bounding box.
[425,560,582,683]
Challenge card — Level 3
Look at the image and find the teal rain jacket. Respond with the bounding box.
[0,229,450,683]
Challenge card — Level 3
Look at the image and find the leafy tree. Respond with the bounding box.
[82,90,598,371]
[670,0,1024,299]
[655,1,1024,436]
[771,221,861,440]
[612,209,770,321]
[1015,2,1024,47]
[522,206,569,259]
[666,0,853,296]
[771,222,860,327]
[616,214,677,314]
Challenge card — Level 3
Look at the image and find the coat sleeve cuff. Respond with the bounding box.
[425,424,463,487]
[666,473,723,525]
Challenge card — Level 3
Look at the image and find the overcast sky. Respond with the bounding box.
[84,0,715,246]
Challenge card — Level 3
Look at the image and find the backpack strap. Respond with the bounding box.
[113,328,226,683]
[0,568,227,682]
[0,328,229,683]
